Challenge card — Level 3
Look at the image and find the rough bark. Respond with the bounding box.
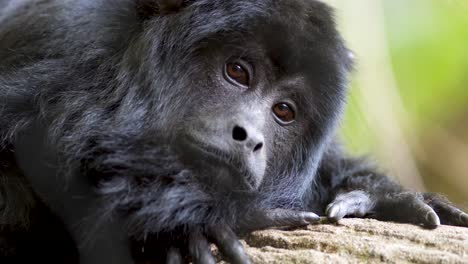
[234,218,468,264]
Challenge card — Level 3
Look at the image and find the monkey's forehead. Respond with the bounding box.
[170,0,347,70]
[185,0,337,38]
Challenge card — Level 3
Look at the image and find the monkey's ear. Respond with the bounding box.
[136,0,190,18]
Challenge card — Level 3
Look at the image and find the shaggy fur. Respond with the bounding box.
[1,0,466,263]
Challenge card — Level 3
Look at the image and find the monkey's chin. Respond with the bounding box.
[175,139,263,191]
[193,158,260,191]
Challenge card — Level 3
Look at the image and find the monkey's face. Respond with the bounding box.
[147,0,352,191]
[176,57,271,190]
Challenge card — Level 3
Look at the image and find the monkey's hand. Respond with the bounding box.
[165,209,320,264]
[325,191,468,228]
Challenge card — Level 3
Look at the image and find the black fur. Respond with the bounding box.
[1,0,466,263]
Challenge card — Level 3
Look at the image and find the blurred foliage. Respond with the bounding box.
[341,0,468,153]
[333,0,468,207]
[384,0,468,127]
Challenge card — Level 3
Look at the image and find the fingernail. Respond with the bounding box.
[328,205,341,219]
[461,213,468,225]
[303,212,320,222]
[426,211,441,227]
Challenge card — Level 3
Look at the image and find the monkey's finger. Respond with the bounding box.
[423,194,468,227]
[166,247,183,264]
[429,202,468,227]
[390,196,440,228]
[188,229,216,264]
[373,193,440,228]
[326,203,347,222]
[413,201,441,229]
[207,224,251,264]
[326,191,373,222]
[260,209,320,229]
[238,209,320,233]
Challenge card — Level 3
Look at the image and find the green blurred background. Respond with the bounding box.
[328,0,468,209]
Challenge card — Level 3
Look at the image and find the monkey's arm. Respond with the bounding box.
[316,145,468,228]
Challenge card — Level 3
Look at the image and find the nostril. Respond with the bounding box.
[232,126,248,141]
[253,142,263,152]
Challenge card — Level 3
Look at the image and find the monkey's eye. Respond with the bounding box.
[224,61,250,87]
[272,103,295,124]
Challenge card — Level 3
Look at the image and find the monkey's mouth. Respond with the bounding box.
[175,137,258,190]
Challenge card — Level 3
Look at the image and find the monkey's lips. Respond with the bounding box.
[176,137,260,190]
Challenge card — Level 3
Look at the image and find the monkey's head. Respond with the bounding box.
[6,0,353,254]
[36,0,352,197]
[119,0,352,191]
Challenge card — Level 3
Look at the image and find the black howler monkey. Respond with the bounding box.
[0,0,466,263]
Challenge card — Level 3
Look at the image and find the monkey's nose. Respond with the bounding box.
[232,125,264,153]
